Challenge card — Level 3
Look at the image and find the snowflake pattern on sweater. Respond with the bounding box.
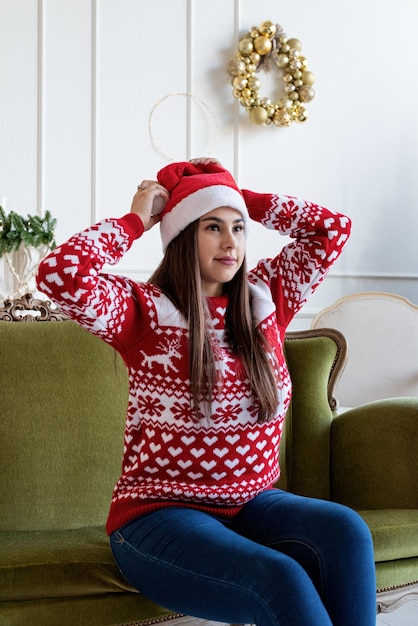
[37,191,351,534]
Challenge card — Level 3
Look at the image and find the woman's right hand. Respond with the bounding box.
[130,180,170,231]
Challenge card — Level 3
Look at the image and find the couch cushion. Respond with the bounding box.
[0,320,129,532]
[359,509,418,562]
[374,557,418,592]
[1,594,178,626]
[0,526,134,601]
[0,526,178,625]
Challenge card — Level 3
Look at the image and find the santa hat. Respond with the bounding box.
[157,161,249,251]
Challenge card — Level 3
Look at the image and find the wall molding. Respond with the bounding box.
[91,0,97,225]
[111,267,418,282]
[325,272,418,280]
[97,265,418,332]
[37,0,43,216]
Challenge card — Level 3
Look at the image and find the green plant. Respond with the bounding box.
[0,206,57,258]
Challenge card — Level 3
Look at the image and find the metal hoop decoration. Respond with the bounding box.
[148,92,218,162]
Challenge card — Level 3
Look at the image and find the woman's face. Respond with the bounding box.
[197,206,246,296]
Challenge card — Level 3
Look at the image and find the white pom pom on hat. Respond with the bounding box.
[157,161,249,251]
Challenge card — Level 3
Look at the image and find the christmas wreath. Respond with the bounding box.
[227,20,315,127]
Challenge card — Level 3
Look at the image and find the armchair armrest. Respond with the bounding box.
[331,397,418,510]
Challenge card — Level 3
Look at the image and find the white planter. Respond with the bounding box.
[0,244,51,303]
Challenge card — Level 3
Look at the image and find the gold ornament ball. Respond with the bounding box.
[260,21,276,37]
[302,70,315,85]
[249,106,269,125]
[277,96,292,109]
[289,59,302,70]
[275,53,289,68]
[241,88,252,98]
[232,75,248,90]
[254,35,272,56]
[273,109,292,126]
[294,107,309,123]
[299,85,315,103]
[286,38,302,51]
[227,59,246,77]
[239,38,254,55]
[247,76,261,90]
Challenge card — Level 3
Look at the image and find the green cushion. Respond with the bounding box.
[359,509,418,562]
[0,527,133,601]
[0,321,129,531]
[1,594,176,626]
[0,527,176,626]
[375,557,418,592]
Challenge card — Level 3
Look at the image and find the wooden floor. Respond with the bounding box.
[164,603,418,626]
[376,600,418,625]
[169,601,418,625]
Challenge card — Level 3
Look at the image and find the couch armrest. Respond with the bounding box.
[280,328,347,500]
[331,397,418,509]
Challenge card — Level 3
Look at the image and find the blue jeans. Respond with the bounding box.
[110,489,376,626]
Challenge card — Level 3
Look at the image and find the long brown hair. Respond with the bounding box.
[149,220,279,422]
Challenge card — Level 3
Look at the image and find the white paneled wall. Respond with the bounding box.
[1,0,418,325]
[42,0,93,235]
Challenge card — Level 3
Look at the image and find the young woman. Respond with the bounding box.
[37,158,376,626]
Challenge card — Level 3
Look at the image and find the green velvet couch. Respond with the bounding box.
[0,296,417,625]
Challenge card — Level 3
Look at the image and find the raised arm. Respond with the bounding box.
[242,189,351,327]
[36,181,169,346]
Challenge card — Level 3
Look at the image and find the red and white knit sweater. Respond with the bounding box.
[37,189,351,534]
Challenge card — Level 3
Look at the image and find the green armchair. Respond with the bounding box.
[280,328,418,614]
[0,295,417,625]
